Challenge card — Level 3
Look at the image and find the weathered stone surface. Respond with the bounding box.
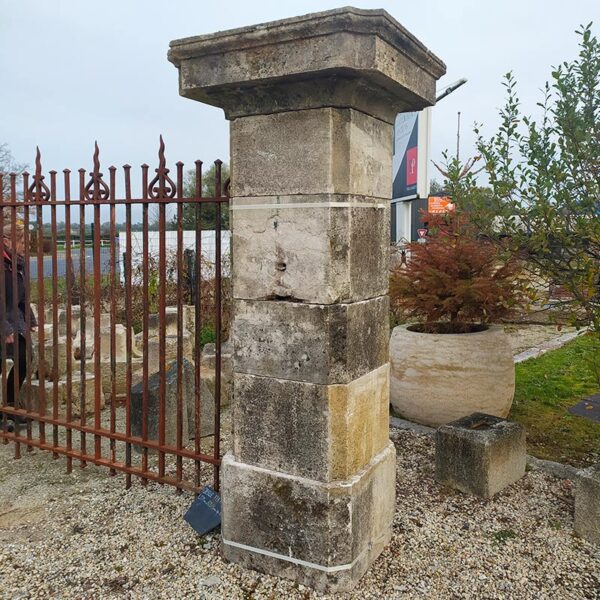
[146,333,194,369]
[230,109,392,198]
[131,359,190,450]
[390,325,516,427]
[57,305,81,337]
[221,443,396,592]
[233,296,388,385]
[65,372,105,417]
[435,413,526,498]
[200,341,233,371]
[231,195,389,304]
[574,464,600,545]
[200,342,233,408]
[130,359,213,449]
[73,314,111,359]
[99,324,141,362]
[100,358,144,399]
[233,365,389,480]
[187,377,216,440]
[201,367,230,409]
[169,7,446,121]
[25,372,105,417]
[21,378,66,412]
[33,337,69,382]
[147,306,196,338]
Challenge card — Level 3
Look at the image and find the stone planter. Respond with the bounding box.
[390,324,515,427]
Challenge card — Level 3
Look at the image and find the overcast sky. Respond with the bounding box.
[2,0,599,192]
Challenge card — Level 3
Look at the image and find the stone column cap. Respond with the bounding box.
[168,7,446,121]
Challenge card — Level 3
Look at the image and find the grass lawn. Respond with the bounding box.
[510,333,600,467]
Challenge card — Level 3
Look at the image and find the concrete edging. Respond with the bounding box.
[513,328,588,364]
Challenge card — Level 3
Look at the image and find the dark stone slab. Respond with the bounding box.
[568,393,600,423]
[130,359,215,451]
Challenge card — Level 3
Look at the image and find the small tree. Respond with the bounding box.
[390,211,532,333]
[475,24,600,333]
[0,143,26,199]
[171,162,230,231]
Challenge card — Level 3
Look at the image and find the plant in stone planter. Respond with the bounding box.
[389,211,534,426]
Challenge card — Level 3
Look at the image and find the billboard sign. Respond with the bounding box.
[392,113,419,200]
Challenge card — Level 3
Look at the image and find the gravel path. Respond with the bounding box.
[1,427,598,599]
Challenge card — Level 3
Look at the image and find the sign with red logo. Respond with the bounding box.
[406,146,418,187]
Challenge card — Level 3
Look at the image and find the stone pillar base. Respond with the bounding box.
[221,443,396,593]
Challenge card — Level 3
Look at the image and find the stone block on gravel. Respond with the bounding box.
[23,372,103,417]
[435,413,526,498]
[574,463,600,545]
[131,360,190,450]
[62,372,104,418]
[130,358,214,451]
[221,442,396,593]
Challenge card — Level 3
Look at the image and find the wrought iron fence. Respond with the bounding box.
[0,137,229,493]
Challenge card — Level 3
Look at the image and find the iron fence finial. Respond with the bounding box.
[27,146,51,202]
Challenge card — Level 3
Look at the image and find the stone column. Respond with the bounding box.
[169,7,445,592]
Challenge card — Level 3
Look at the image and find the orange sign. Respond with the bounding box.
[428,196,455,214]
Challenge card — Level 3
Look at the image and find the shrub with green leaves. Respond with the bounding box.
[474,24,600,334]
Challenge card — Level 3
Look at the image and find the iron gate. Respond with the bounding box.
[0,138,230,493]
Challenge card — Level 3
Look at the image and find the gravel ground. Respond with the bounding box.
[1,427,598,600]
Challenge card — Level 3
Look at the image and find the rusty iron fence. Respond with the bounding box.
[0,138,229,493]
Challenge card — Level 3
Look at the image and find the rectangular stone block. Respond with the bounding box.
[231,196,389,304]
[435,413,526,498]
[574,464,600,545]
[31,335,69,383]
[100,358,143,399]
[221,442,396,593]
[19,373,105,419]
[233,365,389,481]
[230,108,392,198]
[147,306,196,338]
[62,372,105,418]
[233,296,389,385]
[24,372,104,418]
[146,333,194,369]
[21,378,66,412]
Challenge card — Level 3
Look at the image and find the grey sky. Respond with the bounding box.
[2,0,599,192]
